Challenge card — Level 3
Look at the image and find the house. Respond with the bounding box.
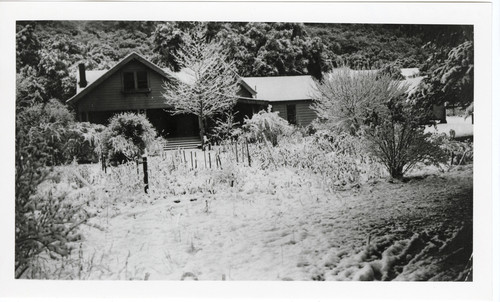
[66,53,317,146]
[66,52,440,147]
[240,75,317,126]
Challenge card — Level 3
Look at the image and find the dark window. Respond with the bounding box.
[122,71,149,92]
[287,104,297,125]
[136,71,149,89]
[123,72,135,91]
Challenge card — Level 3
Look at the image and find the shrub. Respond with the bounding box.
[65,122,106,163]
[15,102,88,278]
[362,96,448,179]
[312,68,445,179]
[431,133,473,165]
[100,113,158,165]
[247,130,384,188]
[312,68,408,134]
[18,99,75,165]
[210,111,240,144]
[241,106,292,147]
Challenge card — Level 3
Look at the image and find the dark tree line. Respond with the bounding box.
[16,21,473,110]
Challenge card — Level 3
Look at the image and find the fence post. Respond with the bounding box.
[190,151,194,169]
[142,152,149,194]
[101,154,107,173]
[217,153,223,169]
[246,138,251,167]
[208,152,212,169]
[204,150,207,169]
[235,141,239,163]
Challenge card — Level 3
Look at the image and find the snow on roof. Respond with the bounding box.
[241,75,317,102]
[400,68,420,78]
[76,70,106,93]
[402,76,424,93]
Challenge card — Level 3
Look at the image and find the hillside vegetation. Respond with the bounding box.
[16,21,472,104]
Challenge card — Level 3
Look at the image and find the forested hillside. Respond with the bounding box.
[16,21,472,108]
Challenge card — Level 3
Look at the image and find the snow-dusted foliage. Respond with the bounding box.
[241,106,293,147]
[15,101,91,278]
[246,130,385,188]
[312,68,408,134]
[162,24,239,141]
[100,113,158,165]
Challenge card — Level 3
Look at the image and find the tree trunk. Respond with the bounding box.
[198,115,205,147]
[390,166,404,180]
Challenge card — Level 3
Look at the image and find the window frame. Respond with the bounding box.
[121,70,151,93]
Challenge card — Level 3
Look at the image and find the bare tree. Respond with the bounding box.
[162,28,239,144]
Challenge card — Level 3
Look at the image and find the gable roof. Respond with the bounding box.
[241,75,317,102]
[67,52,174,105]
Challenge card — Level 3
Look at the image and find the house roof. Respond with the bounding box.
[400,68,420,78]
[76,70,106,93]
[241,75,317,102]
[403,76,424,93]
[166,67,258,98]
[67,52,174,105]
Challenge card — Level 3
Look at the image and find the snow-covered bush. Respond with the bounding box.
[18,99,75,165]
[362,96,448,178]
[15,102,89,278]
[65,122,106,163]
[241,106,292,147]
[210,111,240,144]
[100,113,158,165]
[312,68,407,134]
[248,130,384,188]
[430,133,473,165]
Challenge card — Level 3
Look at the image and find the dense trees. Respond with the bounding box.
[16,21,473,109]
[408,25,473,120]
[16,21,156,104]
[151,22,325,79]
[410,41,474,111]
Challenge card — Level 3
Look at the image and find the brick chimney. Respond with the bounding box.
[78,63,87,88]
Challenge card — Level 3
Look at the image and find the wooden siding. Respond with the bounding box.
[270,100,316,126]
[77,60,170,112]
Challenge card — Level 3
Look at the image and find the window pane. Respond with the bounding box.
[123,72,135,90]
[136,71,148,89]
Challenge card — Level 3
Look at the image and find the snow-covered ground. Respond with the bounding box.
[34,157,473,281]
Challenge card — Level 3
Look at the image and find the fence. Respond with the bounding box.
[100,138,255,194]
[157,138,253,170]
